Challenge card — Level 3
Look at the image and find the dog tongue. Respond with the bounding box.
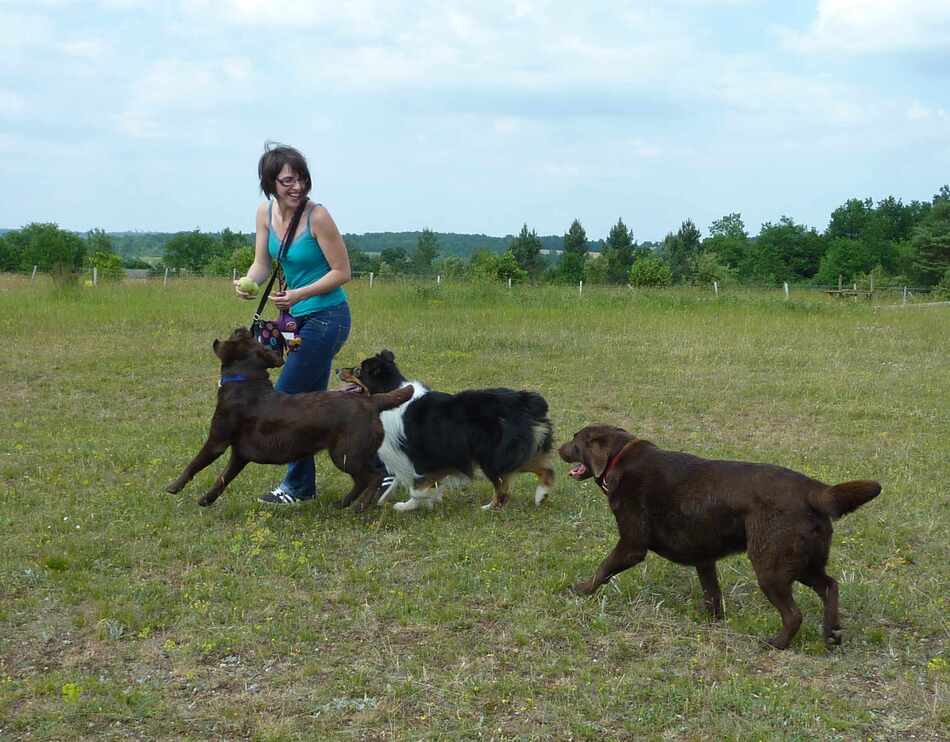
[569,464,588,479]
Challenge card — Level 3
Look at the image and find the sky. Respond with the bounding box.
[1,0,949,242]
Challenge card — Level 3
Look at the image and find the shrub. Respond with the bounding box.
[629,256,672,287]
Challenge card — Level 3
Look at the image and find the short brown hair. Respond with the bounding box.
[258,142,312,198]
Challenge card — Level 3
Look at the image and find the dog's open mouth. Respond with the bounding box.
[569,463,589,479]
[337,368,368,394]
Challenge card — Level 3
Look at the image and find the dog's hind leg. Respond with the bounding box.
[755,577,803,650]
[696,561,724,619]
[800,570,842,646]
[197,451,248,507]
[166,438,230,494]
[519,453,555,506]
[350,471,385,512]
[482,473,513,511]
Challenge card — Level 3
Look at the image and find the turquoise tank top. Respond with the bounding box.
[268,201,347,317]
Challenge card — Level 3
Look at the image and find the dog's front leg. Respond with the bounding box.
[197,451,248,507]
[165,438,229,494]
[571,540,646,596]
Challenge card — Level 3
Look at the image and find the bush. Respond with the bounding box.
[629,256,672,287]
[933,267,950,300]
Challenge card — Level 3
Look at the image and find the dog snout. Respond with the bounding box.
[558,441,578,462]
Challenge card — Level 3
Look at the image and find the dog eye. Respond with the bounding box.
[353,368,361,377]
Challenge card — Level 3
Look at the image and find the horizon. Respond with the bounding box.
[2,2,948,242]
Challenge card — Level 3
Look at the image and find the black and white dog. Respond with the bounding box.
[337,350,555,512]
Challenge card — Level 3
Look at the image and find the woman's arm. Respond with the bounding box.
[235,202,273,298]
[271,205,351,309]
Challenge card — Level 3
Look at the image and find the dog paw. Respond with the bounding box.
[165,483,182,494]
[197,495,217,507]
[534,487,548,506]
[392,500,417,512]
[481,501,497,511]
[825,628,843,647]
[569,580,596,596]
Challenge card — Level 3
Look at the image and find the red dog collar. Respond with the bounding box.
[597,440,639,493]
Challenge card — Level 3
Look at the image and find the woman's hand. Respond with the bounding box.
[270,289,299,311]
[234,278,256,300]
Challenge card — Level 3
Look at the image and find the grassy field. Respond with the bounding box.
[1,274,948,741]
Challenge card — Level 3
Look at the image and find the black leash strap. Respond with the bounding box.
[252,198,308,323]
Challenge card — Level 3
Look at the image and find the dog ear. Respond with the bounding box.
[213,339,221,357]
[586,434,614,479]
[380,349,394,362]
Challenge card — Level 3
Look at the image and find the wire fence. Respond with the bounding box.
[12,265,946,308]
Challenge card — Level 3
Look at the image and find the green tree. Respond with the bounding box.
[910,193,950,286]
[658,219,702,283]
[413,228,439,274]
[0,233,14,272]
[380,246,410,274]
[509,224,543,275]
[5,223,86,273]
[629,255,672,287]
[691,251,735,285]
[558,219,588,284]
[602,218,635,284]
[814,238,873,285]
[703,213,749,270]
[747,217,824,282]
[163,229,218,273]
[349,248,381,275]
[84,228,123,281]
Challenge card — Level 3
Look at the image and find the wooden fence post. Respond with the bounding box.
[713,281,719,297]
[369,272,374,288]
[31,266,38,281]
[784,281,789,300]
[163,267,169,287]
[579,280,583,295]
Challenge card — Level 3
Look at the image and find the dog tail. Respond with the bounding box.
[371,384,414,412]
[808,480,881,520]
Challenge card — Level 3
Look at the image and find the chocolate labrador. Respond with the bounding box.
[559,425,881,649]
[166,327,412,509]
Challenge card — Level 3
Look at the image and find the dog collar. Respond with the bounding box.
[596,439,639,493]
[219,374,250,386]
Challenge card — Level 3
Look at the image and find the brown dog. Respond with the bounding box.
[166,327,412,509]
[559,425,881,649]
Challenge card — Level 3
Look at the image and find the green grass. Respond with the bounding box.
[1,274,948,740]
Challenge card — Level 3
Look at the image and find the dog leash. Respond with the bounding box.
[250,198,308,326]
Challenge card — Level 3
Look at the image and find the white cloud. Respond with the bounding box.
[782,0,950,54]
[116,56,254,138]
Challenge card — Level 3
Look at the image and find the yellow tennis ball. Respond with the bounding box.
[238,277,258,295]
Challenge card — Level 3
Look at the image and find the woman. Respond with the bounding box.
[235,142,352,504]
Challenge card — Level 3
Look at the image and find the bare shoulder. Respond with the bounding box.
[255,201,269,225]
[310,203,340,233]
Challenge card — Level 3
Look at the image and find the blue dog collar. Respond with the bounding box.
[219,374,250,386]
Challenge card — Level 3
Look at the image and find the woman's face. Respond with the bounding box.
[275,164,307,207]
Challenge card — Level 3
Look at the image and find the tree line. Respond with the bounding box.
[1,186,947,292]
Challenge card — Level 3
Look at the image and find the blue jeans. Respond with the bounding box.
[274,301,351,497]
